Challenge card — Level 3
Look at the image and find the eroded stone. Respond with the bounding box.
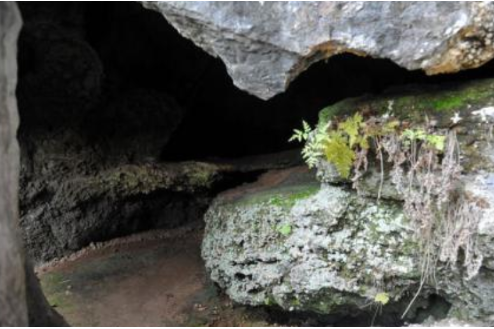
[202,167,422,318]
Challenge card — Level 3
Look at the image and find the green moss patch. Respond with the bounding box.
[40,272,78,320]
[230,170,321,208]
[268,185,320,208]
[318,78,494,126]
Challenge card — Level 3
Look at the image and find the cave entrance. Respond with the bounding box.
[15,1,492,326]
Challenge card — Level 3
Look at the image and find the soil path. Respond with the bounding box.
[37,224,271,326]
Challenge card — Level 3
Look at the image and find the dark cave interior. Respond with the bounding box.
[17,2,494,161]
[14,2,494,326]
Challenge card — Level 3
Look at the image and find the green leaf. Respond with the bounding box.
[302,120,311,133]
[402,128,426,142]
[338,113,363,148]
[359,134,370,149]
[374,292,390,305]
[426,134,446,152]
[277,224,292,236]
[416,129,427,141]
[289,121,313,143]
[401,129,446,152]
[324,131,355,179]
[383,120,400,134]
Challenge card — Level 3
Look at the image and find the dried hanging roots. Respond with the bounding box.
[375,129,482,280]
[292,114,485,282]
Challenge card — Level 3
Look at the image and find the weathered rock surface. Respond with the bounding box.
[14,4,190,262]
[203,167,435,324]
[21,140,302,263]
[202,78,494,324]
[18,91,188,262]
[410,317,485,327]
[16,3,316,263]
[1,3,67,326]
[315,79,494,322]
[143,2,494,99]
[0,2,28,325]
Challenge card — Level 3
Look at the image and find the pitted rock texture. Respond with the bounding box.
[143,1,494,99]
[201,166,494,323]
[202,167,426,322]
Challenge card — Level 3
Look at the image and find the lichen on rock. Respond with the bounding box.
[202,167,422,318]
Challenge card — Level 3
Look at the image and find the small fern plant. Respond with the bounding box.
[289,120,330,168]
[290,113,372,178]
[290,112,447,179]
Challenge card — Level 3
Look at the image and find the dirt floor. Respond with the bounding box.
[35,222,425,327]
[36,223,274,327]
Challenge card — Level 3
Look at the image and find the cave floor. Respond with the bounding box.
[36,223,273,327]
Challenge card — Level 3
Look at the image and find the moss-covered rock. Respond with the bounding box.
[203,162,494,323]
[202,167,424,318]
[307,78,494,323]
[319,78,494,126]
[316,78,494,197]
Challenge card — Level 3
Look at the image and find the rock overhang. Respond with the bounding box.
[142,1,494,100]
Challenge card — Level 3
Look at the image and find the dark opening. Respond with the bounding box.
[17,2,494,161]
[14,1,488,326]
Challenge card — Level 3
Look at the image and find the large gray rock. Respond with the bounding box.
[201,167,494,323]
[143,2,494,99]
[202,78,494,323]
[203,167,423,321]
[0,2,28,325]
[313,80,494,322]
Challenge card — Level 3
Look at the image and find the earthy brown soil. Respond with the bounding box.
[37,224,273,327]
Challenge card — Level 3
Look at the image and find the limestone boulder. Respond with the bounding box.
[202,167,425,324]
